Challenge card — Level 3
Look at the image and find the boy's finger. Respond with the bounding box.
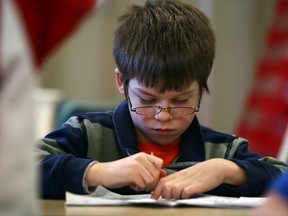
[160,169,167,178]
[130,184,144,191]
[147,154,164,169]
[150,185,162,200]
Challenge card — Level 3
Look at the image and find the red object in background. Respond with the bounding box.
[236,0,288,157]
[1,0,100,89]
[14,0,97,68]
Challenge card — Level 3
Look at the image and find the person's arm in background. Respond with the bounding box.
[250,172,288,216]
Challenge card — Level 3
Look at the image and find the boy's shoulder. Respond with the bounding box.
[200,125,242,144]
[75,111,115,127]
[199,125,249,159]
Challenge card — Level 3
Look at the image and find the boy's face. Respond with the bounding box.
[116,70,201,145]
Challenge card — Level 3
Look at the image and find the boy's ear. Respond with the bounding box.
[115,68,125,94]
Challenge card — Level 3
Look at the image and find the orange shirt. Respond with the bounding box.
[138,139,181,167]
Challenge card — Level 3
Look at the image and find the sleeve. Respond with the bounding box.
[36,116,96,199]
[226,138,288,197]
[83,161,98,193]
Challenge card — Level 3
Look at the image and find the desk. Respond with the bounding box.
[39,199,251,216]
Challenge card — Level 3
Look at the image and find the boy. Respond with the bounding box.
[37,0,287,199]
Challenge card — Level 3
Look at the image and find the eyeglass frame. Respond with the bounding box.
[123,80,202,117]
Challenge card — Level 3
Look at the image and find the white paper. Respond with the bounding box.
[65,187,267,208]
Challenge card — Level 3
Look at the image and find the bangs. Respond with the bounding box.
[133,53,197,93]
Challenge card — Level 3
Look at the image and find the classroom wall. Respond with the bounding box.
[39,0,276,134]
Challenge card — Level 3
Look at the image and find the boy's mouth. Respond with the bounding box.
[154,128,174,136]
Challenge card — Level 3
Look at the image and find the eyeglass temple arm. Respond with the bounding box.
[123,80,134,110]
[196,92,203,112]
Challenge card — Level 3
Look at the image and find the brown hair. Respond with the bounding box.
[113,0,215,93]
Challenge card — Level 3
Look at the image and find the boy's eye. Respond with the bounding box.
[139,97,157,105]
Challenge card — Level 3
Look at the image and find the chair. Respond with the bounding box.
[54,100,118,129]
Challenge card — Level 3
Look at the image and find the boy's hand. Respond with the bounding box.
[151,158,246,200]
[86,152,166,192]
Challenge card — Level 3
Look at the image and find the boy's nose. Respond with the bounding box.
[154,109,173,121]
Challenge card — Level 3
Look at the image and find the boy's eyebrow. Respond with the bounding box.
[133,88,156,96]
[175,90,197,97]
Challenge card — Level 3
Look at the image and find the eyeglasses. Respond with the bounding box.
[124,84,200,117]
[129,105,199,117]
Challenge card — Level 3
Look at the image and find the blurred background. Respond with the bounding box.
[3,0,287,158]
[37,0,276,137]
[34,0,288,159]
[1,0,287,214]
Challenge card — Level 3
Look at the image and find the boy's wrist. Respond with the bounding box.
[83,161,99,191]
[222,159,246,186]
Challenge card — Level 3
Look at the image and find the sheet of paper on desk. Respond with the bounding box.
[65,187,267,208]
